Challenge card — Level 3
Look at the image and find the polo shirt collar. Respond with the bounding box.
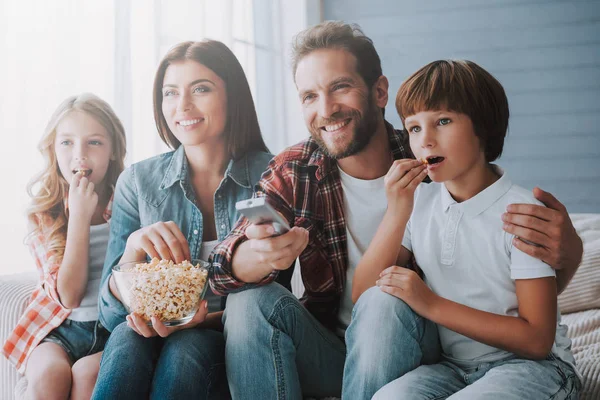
[440,165,512,217]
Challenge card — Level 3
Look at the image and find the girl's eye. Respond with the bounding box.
[89,140,102,146]
[60,140,72,146]
[163,89,176,97]
[439,118,451,126]
[408,126,421,134]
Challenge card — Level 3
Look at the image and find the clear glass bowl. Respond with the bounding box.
[112,259,210,326]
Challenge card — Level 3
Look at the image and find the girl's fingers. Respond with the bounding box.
[71,171,83,187]
[86,181,95,195]
[78,176,89,191]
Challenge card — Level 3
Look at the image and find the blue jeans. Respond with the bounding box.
[223,282,346,400]
[373,353,581,399]
[223,284,439,400]
[342,286,441,399]
[91,321,229,400]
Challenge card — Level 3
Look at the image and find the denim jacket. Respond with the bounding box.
[98,146,274,331]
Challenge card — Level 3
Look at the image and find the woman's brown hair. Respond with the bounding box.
[153,40,269,159]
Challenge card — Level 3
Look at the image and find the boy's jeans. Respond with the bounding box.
[223,284,440,400]
[373,353,581,399]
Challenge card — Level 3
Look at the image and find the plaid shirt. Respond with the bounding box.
[211,122,415,329]
[2,199,112,374]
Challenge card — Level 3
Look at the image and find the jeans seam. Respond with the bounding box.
[270,295,345,351]
[266,294,344,400]
[270,329,286,400]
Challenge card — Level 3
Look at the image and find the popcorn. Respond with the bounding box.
[127,258,208,322]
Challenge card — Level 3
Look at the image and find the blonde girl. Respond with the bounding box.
[2,93,126,400]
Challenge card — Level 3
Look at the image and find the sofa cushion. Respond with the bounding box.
[558,214,600,314]
[562,308,600,400]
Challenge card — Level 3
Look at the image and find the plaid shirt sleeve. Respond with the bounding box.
[2,198,113,374]
[28,230,65,307]
[210,159,295,295]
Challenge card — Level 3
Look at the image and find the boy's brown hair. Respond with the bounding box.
[395,60,509,162]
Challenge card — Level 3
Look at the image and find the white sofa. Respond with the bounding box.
[2,214,599,400]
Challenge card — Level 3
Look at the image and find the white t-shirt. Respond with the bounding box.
[337,167,388,335]
[402,166,575,367]
[201,239,222,313]
[69,222,110,322]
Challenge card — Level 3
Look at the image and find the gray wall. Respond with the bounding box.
[324,0,600,213]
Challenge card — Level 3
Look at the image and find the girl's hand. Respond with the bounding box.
[384,160,427,221]
[68,171,98,222]
[126,300,209,338]
[377,266,439,318]
[123,221,191,263]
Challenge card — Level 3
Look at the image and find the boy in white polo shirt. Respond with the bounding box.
[353,60,581,399]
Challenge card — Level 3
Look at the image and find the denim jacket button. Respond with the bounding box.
[193,229,199,235]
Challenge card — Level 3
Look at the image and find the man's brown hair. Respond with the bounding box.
[291,21,383,90]
[396,60,509,162]
[153,40,269,159]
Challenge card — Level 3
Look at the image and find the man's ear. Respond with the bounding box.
[373,75,389,109]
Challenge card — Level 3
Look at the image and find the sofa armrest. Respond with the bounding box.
[0,272,36,400]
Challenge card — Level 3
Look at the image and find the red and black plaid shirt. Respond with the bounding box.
[211,122,414,329]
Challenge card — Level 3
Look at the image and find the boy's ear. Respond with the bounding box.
[373,75,389,109]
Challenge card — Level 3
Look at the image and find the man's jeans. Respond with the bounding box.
[91,322,229,400]
[223,284,440,400]
[373,353,581,399]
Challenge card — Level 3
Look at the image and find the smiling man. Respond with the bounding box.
[211,21,583,400]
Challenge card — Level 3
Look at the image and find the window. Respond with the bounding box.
[0,0,320,275]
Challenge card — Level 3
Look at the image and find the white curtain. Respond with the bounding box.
[0,0,319,275]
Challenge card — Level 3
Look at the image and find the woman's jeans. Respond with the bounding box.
[223,284,440,400]
[91,321,229,400]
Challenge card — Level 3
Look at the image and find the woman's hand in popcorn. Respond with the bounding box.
[121,221,191,264]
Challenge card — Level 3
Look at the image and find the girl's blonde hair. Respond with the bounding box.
[26,93,127,264]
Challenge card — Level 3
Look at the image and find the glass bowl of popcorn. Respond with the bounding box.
[112,258,210,326]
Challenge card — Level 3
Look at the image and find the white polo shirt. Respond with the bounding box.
[402,166,575,366]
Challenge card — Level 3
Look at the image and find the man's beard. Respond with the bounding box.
[310,98,380,160]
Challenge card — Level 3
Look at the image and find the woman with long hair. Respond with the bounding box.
[92,40,274,399]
